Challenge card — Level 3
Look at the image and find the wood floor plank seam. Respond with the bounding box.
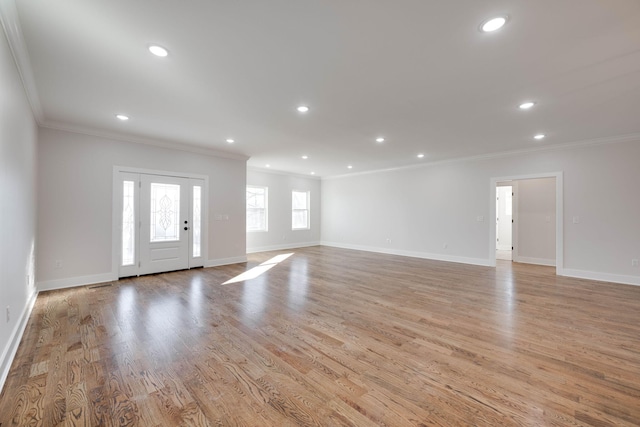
[1,246,639,426]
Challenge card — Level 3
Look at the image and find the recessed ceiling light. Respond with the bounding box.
[519,101,536,110]
[116,114,129,121]
[310,172,315,175]
[297,105,310,113]
[376,137,385,143]
[534,134,546,140]
[226,138,235,143]
[265,164,271,168]
[148,45,169,57]
[302,155,308,159]
[417,153,425,158]
[480,16,508,33]
[347,165,353,169]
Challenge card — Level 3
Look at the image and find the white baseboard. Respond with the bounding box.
[37,272,117,292]
[36,258,252,291]
[0,290,38,394]
[205,256,248,268]
[560,268,640,287]
[320,241,492,267]
[514,256,556,267]
[246,241,321,254]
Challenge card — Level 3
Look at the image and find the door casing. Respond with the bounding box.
[112,166,208,277]
[489,172,563,273]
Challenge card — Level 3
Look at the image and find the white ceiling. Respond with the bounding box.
[6,0,640,177]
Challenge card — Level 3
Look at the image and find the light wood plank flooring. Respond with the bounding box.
[1,246,639,426]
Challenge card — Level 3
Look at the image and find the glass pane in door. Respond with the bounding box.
[122,181,135,265]
[150,183,180,242]
[193,185,202,257]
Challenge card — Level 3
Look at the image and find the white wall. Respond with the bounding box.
[37,128,247,290]
[247,169,321,252]
[515,178,556,266]
[0,22,38,390]
[321,140,640,286]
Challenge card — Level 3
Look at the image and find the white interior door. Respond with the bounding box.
[496,185,513,251]
[118,171,206,277]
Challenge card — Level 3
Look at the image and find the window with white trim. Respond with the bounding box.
[247,186,268,231]
[292,190,310,230]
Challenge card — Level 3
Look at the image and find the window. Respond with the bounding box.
[192,185,202,257]
[292,190,310,230]
[122,181,135,266]
[247,186,268,231]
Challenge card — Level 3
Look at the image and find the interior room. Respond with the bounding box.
[1,1,639,425]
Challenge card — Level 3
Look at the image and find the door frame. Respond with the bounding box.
[112,166,209,278]
[495,183,513,252]
[489,172,563,274]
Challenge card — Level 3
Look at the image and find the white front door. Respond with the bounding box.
[139,175,190,275]
[118,171,205,277]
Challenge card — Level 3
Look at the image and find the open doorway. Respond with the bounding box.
[496,183,513,261]
[489,172,564,272]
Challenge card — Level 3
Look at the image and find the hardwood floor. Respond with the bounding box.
[1,246,639,426]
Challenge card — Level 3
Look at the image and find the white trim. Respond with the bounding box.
[511,181,519,260]
[291,189,311,231]
[489,172,563,273]
[248,166,321,180]
[205,256,248,268]
[114,165,208,181]
[0,0,44,122]
[190,178,207,268]
[115,172,140,278]
[514,256,556,267]
[112,166,210,278]
[322,133,640,180]
[0,290,37,394]
[111,169,121,283]
[246,185,269,232]
[42,122,249,162]
[247,242,320,254]
[560,269,640,287]
[37,272,117,292]
[320,242,492,267]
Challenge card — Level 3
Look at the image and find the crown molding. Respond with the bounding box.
[2,0,638,179]
[247,166,321,180]
[0,0,44,122]
[322,132,640,180]
[40,121,250,162]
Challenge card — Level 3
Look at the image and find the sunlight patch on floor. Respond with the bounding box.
[222,253,294,285]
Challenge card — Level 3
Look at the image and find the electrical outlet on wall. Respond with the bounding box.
[55,260,62,269]
[632,259,639,267]
[6,306,10,323]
